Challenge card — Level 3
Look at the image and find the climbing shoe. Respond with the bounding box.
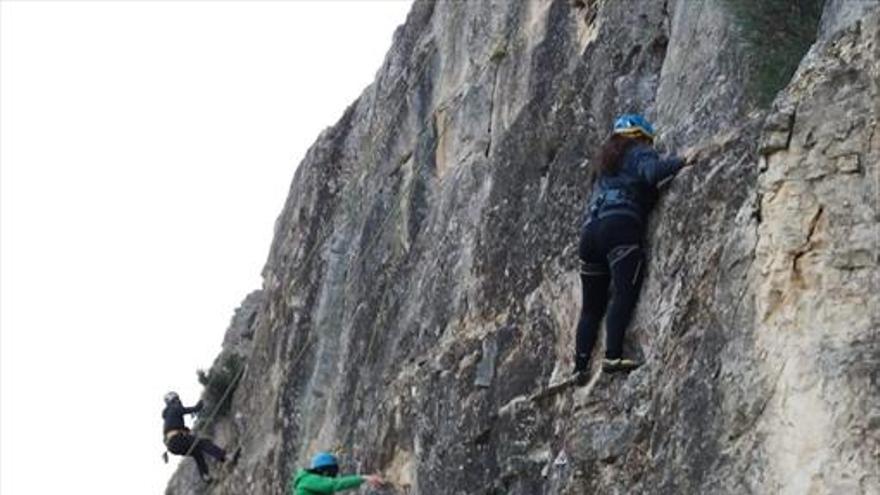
[602,358,641,373]
[573,353,591,386]
[573,370,590,387]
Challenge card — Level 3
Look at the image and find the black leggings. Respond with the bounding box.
[575,214,645,369]
[167,433,226,476]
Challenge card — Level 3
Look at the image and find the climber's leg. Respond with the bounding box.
[574,222,610,372]
[189,440,211,478]
[604,243,645,360]
[197,438,227,463]
[194,451,211,478]
[171,433,211,478]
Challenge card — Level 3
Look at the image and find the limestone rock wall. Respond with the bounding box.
[167,1,879,494]
[753,17,880,492]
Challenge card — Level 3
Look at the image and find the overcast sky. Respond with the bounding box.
[0,1,412,493]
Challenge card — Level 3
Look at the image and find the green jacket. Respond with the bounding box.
[291,469,364,495]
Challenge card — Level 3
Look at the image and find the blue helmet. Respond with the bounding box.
[311,452,338,470]
[612,114,655,140]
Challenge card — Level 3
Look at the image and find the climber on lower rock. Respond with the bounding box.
[291,452,385,494]
[162,391,228,483]
[572,114,695,384]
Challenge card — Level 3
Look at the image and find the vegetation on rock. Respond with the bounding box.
[726,0,825,106]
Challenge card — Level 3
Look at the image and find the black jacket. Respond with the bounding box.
[162,400,202,434]
[584,143,683,226]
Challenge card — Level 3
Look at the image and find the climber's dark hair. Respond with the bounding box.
[595,134,640,176]
[308,465,339,478]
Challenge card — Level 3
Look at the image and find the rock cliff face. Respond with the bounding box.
[167,1,879,494]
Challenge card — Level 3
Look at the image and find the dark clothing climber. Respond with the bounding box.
[162,392,227,482]
[574,114,690,381]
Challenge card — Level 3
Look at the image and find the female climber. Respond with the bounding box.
[573,114,694,383]
[291,452,385,494]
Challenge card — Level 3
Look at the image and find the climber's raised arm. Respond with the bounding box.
[182,399,204,415]
[634,146,685,186]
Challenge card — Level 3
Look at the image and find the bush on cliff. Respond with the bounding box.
[196,352,244,419]
[726,0,824,107]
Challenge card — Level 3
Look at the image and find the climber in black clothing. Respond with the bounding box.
[573,114,693,383]
[162,391,227,482]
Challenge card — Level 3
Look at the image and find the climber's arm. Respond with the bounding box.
[298,474,365,493]
[182,400,204,415]
[636,147,684,185]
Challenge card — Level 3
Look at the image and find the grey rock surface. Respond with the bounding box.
[167,1,879,494]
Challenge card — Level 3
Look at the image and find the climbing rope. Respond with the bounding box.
[182,361,248,458]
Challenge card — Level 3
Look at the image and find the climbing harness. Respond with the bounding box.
[165,428,189,444]
[584,188,642,227]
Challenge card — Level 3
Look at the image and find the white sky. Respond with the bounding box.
[0,1,412,493]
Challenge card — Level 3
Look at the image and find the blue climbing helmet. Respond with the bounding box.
[612,113,655,141]
[311,452,339,470]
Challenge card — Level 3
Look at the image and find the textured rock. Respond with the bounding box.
[752,13,880,492]
[820,0,880,36]
[167,1,880,494]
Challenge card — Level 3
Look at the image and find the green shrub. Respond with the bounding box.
[489,40,508,63]
[197,353,245,418]
[726,0,825,107]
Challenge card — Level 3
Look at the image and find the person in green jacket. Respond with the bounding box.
[291,452,385,494]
